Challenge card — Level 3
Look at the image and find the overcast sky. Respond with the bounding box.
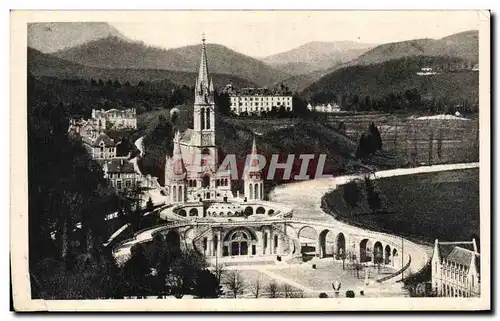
[109,11,482,57]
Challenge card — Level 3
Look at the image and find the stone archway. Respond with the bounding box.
[319,229,335,258]
[373,241,384,265]
[223,229,257,257]
[336,232,346,259]
[256,206,266,214]
[244,206,253,216]
[359,239,373,263]
[297,226,318,255]
[385,245,392,265]
[189,208,198,217]
[178,209,187,217]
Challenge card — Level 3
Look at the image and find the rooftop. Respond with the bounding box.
[105,159,136,173]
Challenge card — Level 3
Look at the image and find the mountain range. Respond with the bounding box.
[27,22,479,99]
[28,22,128,53]
[261,41,375,75]
[279,30,479,92]
[345,30,478,67]
[50,36,288,87]
[28,47,257,89]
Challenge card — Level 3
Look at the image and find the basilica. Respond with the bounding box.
[164,36,263,204]
[160,37,296,262]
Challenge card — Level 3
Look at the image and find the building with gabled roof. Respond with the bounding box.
[81,131,117,160]
[431,238,480,297]
[103,157,139,192]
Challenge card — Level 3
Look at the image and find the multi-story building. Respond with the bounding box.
[81,132,117,160]
[431,238,480,297]
[103,158,139,192]
[227,85,293,116]
[92,108,137,130]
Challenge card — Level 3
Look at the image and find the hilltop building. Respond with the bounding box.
[92,108,137,130]
[431,238,480,297]
[225,83,293,115]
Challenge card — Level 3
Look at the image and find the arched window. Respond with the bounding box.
[202,175,210,188]
[178,185,183,202]
[249,184,253,199]
[206,108,211,129]
[200,108,205,130]
[230,231,249,256]
[254,183,258,199]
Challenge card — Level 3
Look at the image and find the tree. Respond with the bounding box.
[215,91,231,115]
[266,281,280,298]
[364,177,381,214]
[343,180,360,216]
[214,262,226,283]
[250,276,263,298]
[224,271,246,298]
[194,269,223,298]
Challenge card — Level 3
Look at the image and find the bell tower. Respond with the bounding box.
[193,34,216,148]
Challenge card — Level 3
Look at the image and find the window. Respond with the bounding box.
[117,181,122,190]
[125,180,131,188]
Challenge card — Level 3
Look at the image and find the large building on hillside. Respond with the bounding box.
[225,84,293,116]
[92,108,137,130]
[431,238,480,297]
[81,132,117,160]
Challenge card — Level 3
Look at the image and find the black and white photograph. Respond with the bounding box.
[9,10,490,311]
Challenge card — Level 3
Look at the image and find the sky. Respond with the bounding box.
[109,11,483,57]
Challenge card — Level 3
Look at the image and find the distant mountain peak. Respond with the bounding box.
[28,22,128,53]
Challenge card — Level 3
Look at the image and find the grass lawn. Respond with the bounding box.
[323,168,479,245]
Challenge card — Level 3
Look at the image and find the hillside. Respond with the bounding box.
[279,68,335,93]
[28,22,127,53]
[348,30,478,66]
[28,47,256,89]
[301,55,479,106]
[52,36,289,87]
[262,41,374,75]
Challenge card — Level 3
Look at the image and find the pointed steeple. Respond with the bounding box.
[209,77,214,92]
[197,33,210,94]
[245,136,261,179]
[172,131,186,177]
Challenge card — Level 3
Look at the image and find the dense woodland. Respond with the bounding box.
[28,72,222,299]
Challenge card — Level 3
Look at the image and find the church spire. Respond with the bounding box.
[197,33,210,95]
[172,131,186,178]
